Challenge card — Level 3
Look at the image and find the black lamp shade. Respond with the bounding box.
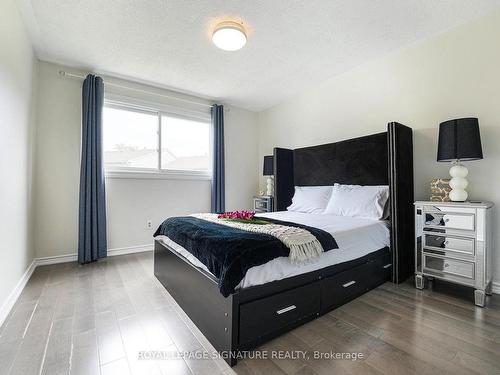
[263,155,274,176]
[437,118,483,162]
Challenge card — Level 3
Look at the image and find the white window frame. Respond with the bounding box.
[103,99,212,180]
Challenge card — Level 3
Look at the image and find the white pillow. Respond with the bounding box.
[323,184,389,220]
[287,186,333,214]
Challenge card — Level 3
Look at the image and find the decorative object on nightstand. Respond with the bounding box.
[430,178,451,202]
[263,155,274,197]
[414,200,494,307]
[437,118,483,202]
[253,196,274,213]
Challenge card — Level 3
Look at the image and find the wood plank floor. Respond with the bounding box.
[0,252,499,375]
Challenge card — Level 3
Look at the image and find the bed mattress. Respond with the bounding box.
[155,211,390,289]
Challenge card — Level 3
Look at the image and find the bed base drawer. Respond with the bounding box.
[371,252,393,280]
[239,283,320,345]
[321,253,391,311]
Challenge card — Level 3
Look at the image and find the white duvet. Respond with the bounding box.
[155,211,390,289]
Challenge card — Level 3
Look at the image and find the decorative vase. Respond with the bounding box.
[430,179,451,202]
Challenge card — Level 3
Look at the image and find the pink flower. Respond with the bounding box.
[218,210,256,220]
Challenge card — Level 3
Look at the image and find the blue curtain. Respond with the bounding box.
[211,104,225,213]
[78,74,107,263]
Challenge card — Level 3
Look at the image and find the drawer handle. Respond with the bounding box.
[444,263,450,268]
[444,218,450,223]
[342,281,356,288]
[276,305,296,315]
[383,263,392,269]
[444,240,449,245]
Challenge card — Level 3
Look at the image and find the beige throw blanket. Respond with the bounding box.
[191,213,324,263]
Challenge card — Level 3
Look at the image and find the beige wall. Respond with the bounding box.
[225,106,260,211]
[34,61,259,257]
[0,0,38,317]
[34,62,81,258]
[258,11,500,281]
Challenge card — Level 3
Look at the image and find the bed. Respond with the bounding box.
[156,212,390,289]
[154,122,414,366]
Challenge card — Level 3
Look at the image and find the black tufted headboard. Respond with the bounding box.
[273,122,414,284]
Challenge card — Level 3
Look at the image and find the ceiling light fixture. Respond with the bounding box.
[212,21,247,51]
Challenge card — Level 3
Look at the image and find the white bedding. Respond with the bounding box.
[155,211,390,289]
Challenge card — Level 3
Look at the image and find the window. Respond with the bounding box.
[161,115,210,172]
[103,103,211,179]
[103,106,158,170]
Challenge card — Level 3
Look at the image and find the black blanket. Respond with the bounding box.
[154,216,338,297]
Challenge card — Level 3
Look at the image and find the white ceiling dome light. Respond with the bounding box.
[212,21,247,51]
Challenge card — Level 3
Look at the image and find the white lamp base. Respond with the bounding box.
[449,163,469,202]
[266,176,274,197]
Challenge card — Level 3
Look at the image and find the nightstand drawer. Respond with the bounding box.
[423,234,474,255]
[255,201,268,210]
[423,254,474,280]
[424,211,475,231]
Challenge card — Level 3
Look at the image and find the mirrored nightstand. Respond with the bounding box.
[414,200,494,307]
[253,196,274,213]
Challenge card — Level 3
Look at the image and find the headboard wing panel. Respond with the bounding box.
[388,122,414,283]
[273,148,294,211]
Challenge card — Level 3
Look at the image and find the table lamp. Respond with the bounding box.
[263,155,274,196]
[437,118,483,201]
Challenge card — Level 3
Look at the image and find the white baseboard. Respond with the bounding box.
[35,244,153,266]
[108,244,153,257]
[35,253,77,266]
[0,259,36,328]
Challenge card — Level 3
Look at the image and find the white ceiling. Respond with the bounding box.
[18,0,500,111]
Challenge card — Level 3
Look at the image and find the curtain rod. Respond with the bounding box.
[58,70,213,109]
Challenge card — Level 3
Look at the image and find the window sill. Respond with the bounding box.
[105,170,212,181]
